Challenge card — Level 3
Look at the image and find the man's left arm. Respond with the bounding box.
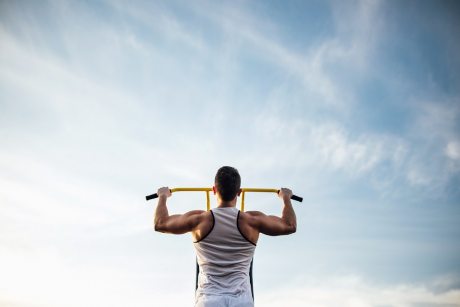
[153,186,204,234]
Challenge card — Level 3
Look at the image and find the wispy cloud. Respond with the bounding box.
[0,246,194,307]
[258,275,460,307]
[446,141,460,161]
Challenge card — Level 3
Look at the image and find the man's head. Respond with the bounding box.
[214,166,241,202]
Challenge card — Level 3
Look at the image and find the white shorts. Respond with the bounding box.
[195,294,254,307]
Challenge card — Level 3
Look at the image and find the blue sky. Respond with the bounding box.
[1,0,459,306]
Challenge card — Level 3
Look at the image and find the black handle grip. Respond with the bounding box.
[146,189,172,201]
[277,190,303,202]
[146,193,158,201]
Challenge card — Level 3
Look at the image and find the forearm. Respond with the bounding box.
[281,198,297,233]
[154,197,169,231]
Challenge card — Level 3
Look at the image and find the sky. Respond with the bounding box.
[0,0,459,306]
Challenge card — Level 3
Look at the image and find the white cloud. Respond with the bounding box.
[310,124,387,173]
[1,245,458,307]
[411,100,459,143]
[406,168,432,186]
[258,275,460,307]
[166,0,385,112]
[0,247,192,307]
[250,107,407,181]
[445,141,460,160]
[250,100,460,197]
[400,99,460,188]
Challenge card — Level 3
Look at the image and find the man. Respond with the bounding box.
[154,166,297,307]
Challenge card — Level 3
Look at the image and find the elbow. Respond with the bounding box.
[286,223,297,234]
[153,220,164,232]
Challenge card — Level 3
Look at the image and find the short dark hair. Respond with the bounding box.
[215,166,241,202]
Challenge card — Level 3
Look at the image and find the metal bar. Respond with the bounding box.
[241,188,278,193]
[169,188,279,212]
[171,188,213,192]
[147,188,303,211]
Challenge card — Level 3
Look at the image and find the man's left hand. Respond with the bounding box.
[157,187,172,199]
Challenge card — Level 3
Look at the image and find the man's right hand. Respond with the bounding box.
[157,187,172,199]
[278,188,293,200]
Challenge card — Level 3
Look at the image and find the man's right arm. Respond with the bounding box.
[247,188,297,236]
[153,186,205,234]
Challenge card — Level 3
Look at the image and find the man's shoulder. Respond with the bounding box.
[239,210,265,226]
[183,210,211,223]
[185,210,213,230]
[184,210,209,217]
[186,209,208,215]
[241,210,264,217]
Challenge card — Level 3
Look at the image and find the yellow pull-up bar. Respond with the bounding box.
[146,188,302,211]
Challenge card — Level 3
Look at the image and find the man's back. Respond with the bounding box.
[194,207,256,299]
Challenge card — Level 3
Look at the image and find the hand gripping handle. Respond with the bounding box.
[277,190,303,202]
[145,189,171,201]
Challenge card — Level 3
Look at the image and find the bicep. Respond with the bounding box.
[156,210,204,234]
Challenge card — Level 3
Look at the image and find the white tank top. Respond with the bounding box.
[194,207,256,298]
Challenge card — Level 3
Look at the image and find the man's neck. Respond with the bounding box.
[216,195,238,208]
[216,202,237,208]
